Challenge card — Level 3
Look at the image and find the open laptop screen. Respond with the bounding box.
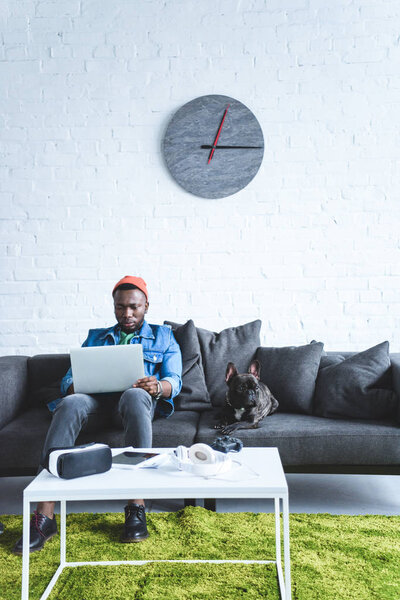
[70,345,145,394]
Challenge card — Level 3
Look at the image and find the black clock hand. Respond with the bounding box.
[201,145,263,149]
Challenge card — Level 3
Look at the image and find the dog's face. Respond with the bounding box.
[225,361,262,414]
[217,359,278,433]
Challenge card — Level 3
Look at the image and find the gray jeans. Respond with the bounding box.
[40,388,158,467]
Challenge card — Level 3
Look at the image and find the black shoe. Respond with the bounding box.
[13,511,58,554]
[121,504,149,543]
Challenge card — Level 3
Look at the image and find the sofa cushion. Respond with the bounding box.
[255,342,324,414]
[314,342,397,420]
[164,320,210,410]
[195,320,262,407]
[391,354,400,423]
[195,410,400,466]
[0,405,200,475]
[0,356,29,430]
[136,410,200,447]
[76,411,200,449]
[30,380,63,409]
[0,407,52,475]
[28,354,70,407]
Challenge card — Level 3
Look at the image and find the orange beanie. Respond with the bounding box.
[112,276,148,300]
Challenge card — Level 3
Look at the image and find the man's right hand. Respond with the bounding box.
[67,384,75,395]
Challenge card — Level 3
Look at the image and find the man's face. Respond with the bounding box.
[113,288,149,333]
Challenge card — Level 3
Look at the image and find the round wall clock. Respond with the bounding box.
[162,94,264,199]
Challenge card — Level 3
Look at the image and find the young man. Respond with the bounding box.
[14,276,182,553]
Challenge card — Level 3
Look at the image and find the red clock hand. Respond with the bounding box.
[208,104,230,164]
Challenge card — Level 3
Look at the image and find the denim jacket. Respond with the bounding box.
[58,321,182,418]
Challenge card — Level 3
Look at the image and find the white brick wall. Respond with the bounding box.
[1,0,400,355]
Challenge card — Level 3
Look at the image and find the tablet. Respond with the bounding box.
[112,451,160,466]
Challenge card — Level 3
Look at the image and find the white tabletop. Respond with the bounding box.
[24,447,288,502]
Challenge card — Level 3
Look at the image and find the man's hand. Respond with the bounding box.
[133,376,160,397]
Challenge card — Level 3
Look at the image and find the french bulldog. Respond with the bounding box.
[215,360,278,434]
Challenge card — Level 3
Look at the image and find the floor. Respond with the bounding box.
[1,473,400,516]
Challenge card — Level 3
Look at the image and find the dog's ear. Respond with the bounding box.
[225,362,238,383]
[248,360,261,380]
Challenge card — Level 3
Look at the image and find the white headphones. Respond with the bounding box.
[172,443,232,476]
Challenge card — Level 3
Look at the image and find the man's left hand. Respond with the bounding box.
[133,376,160,397]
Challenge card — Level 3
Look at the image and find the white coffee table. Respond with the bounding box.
[21,447,291,600]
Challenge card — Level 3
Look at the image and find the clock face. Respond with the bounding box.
[162,94,264,199]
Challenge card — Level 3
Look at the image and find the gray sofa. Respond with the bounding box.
[1,319,400,477]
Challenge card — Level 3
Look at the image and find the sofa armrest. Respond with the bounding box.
[0,356,29,430]
[390,354,400,400]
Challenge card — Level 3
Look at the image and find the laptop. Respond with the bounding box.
[70,345,145,394]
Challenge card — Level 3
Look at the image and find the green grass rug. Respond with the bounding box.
[1,507,399,600]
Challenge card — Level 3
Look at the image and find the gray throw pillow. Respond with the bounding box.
[195,320,262,407]
[164,320,210,410]
[319,354,345,369]
[30,380,62,407]
[28,354,70,406]
[314,341,397,420]
[255,342,324,414]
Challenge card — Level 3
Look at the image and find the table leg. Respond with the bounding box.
[38,501,67,600]
[274,497,286,597]
[21,496,30,600]
[282,494,291,600]
[274,497,281,565]
[60,501,66,566]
